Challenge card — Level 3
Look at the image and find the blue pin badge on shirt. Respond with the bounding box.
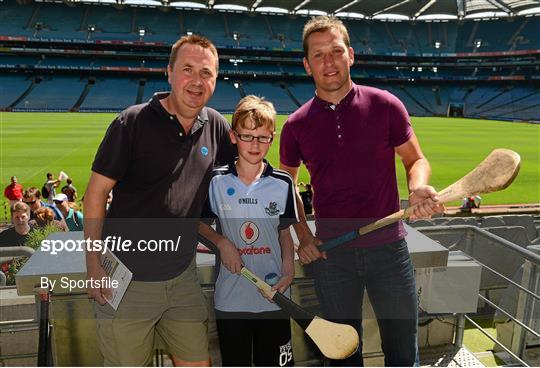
[201,146,209,156]
[265,272,280,286]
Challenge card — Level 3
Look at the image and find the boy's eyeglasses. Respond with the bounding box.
[234,131,273,144]
[24,200,37,205]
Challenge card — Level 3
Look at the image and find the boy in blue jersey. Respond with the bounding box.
[199,95,298,366]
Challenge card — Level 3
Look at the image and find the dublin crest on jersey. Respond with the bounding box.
[265,201,280,216]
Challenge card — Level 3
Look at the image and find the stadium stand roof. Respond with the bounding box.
[164,0,540,19]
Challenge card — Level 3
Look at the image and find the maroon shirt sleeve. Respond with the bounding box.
[387,92,413,147]
[279,120,302,168]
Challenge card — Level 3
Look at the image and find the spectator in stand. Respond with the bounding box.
[43,173,61,203]
[461,195,481,211]
[22,187,63,221]
[61,178,78,202]
[0,202,33,247]
[4,176,24,206]
[29,206,68,232]
[54,193,83,231]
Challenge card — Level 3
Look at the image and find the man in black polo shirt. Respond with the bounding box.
[84,35,234,366]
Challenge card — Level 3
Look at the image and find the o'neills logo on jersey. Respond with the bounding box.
[240,221,259,244]
[239,198,258,205]
[238,245,271,255]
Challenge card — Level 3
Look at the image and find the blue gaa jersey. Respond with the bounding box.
[204,160,298,313]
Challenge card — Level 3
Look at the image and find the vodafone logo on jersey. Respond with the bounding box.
[240,221,259,244]
[238,246,271,255]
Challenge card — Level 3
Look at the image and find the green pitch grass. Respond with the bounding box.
[0,113,538,220]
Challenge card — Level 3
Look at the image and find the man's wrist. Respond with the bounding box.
[215,235,231,250]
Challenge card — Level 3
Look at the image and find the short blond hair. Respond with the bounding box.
[169,34,219,71]
[11,202,30,216]
[232,95,276,132]
[302,15,351,55]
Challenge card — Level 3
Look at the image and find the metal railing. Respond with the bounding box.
[418,225,540,367]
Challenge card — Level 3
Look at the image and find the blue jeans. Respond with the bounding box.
[310,239,418,366]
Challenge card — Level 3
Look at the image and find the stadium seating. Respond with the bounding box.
[1,0,540,52]
[1,0,538,118]
[80,78,139,111]
[0,0,36,38]
[0,74,33,108]
[141,78,170,103]
[286,82,315,105]
[17,76,82,110]
[31,2,85,40]
[133,7,182,42]
[208,81,243,113]
[242,81,298,113]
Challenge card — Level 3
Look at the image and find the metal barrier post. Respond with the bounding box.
[37,288,51,367]
[0,270,6,286]
[454,313,466,348]
[464,229,474,255]
[3,201,9,224]
[517,260,538,359]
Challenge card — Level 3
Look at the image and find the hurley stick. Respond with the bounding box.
[319,149,521,251]
[240,267,359,360]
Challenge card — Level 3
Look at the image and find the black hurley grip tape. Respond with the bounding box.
[272,292,314,330]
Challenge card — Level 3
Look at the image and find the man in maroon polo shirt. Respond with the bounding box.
[279,16,443,366]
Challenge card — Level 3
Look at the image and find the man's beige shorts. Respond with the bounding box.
[93,259,209,366]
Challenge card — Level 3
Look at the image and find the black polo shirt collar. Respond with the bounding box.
[228,158,274,177]
[150,92,208,134]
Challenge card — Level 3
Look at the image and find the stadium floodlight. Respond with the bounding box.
[233,82,239,89]
[434,41,441,49]
[475,39,482,48]
[432,67,438,73]
[187,30,193,35]
[138,27,146,38]
[224,76,229,80]
[418,67,423,72]
[87,24,96,40]
[88,25,96,32]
